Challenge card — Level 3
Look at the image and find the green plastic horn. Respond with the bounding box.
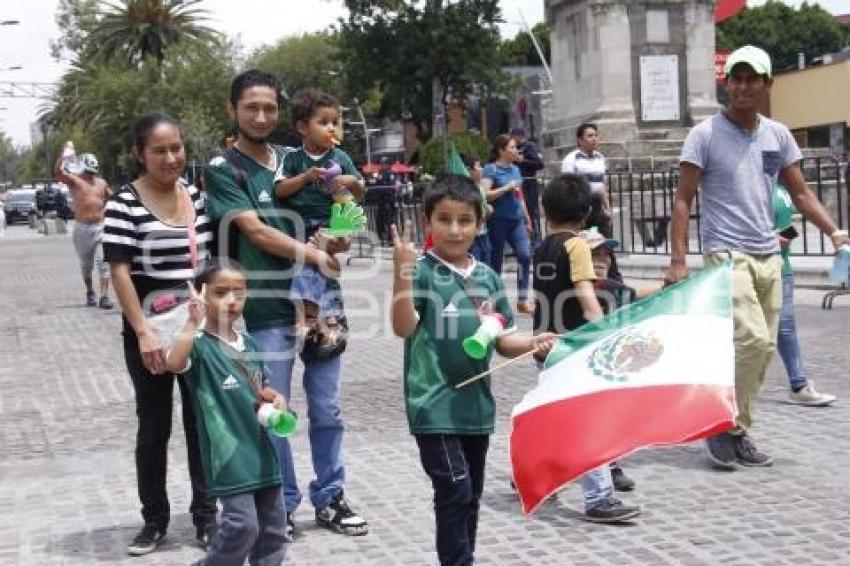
[462,313,507,360]
[257,403,298,438]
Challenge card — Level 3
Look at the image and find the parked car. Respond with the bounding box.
[60,187,74,220]
[4,189,37,224]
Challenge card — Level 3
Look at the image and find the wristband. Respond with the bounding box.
[831,229,848,238]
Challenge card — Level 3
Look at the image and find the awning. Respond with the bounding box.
[390,162,416,174]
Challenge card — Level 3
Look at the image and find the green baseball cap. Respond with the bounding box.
[80,153,99,174]
[725,45,772,78]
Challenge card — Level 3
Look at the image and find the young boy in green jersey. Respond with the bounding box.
[166,263,288,565]
[274,88,365,361]
[390,174,555,566]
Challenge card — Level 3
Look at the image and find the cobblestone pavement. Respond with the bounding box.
[2,225,849,565]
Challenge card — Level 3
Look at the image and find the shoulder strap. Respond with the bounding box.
[206,331,264,401]
[222,148,248,191]
[179,184,198,269]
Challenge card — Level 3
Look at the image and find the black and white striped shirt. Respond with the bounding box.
[103,183,212,287]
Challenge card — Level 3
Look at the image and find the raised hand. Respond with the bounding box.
[391,221,418,275]
[186,281,207,327]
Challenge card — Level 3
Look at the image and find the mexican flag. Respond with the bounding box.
[511,263,736,514]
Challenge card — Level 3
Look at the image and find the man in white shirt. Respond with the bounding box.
[561,123,611,236]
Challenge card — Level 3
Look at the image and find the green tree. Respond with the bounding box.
[250,32,344,97]
[89,0,221,67]
[0,133,26,184]
[498,22,550,67]
[248,32,346,132]
[419,132,489,175]
[47,41,237,180]
[50,0,100,62]
[717,1,850,72]
[338,0,503,138]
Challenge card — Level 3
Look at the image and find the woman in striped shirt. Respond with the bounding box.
[103,112,217,556]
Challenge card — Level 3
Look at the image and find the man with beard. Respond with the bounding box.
[204,69,369,540]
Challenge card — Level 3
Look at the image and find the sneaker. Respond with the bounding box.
[315,490,368,536]
[788,382,837,407]
[285,512,296,542]
[584,498,641,523]
[86,291,97,307]
[196,521,217,550]
[610,463,636,492]
[516,301,535,315]
[705,431,739,470]
[99,296,114,310]
[127,523,165,556]
[734,433,773,467]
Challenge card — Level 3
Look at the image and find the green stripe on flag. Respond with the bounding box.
[544,262,732,369]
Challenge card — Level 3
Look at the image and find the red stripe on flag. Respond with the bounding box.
[510,384,736,514]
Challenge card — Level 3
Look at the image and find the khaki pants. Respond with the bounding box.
[705,252,782,432]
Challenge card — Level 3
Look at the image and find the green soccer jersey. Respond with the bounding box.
[280,147,362,224]
[404,252,516,434]
[205,147,296,330]
[183,331,282,498]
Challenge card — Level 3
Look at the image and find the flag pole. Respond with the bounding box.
[454,349,539,389]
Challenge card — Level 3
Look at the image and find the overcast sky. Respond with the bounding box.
[0,0,844,147]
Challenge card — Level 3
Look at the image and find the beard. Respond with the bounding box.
[237,124,270,145]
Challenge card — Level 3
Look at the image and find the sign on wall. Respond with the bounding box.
[640,55,680,122]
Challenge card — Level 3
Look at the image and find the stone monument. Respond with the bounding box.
[543,0,718,171]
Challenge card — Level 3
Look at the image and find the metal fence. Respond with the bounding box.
[607,157,848,256]
[352,157,849,260]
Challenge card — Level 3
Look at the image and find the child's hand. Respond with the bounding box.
[272,394,287,412]
[303,167,324,184]
[391,221,418,274]
[330,174,358,193]
[186,281,207,327]
[532,332,557,361]
[311,230,352,255]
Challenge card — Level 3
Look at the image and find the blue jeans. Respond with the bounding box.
[580,466,614,511]
[486,217,531,301]
[469,234,491,266]
[777,274,807,391]
[252,325,345,513]
[290,263,344,319]
[200,486,287,566]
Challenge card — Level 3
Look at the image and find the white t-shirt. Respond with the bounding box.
[561,148,606,195]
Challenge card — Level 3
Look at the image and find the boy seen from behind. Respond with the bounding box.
[390,174,555,565]
[533,174,641,523]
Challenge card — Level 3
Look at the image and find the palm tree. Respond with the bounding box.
[90,0,220,67]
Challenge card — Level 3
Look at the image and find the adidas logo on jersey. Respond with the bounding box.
[258,190,272,203]
[222,375,240,390]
